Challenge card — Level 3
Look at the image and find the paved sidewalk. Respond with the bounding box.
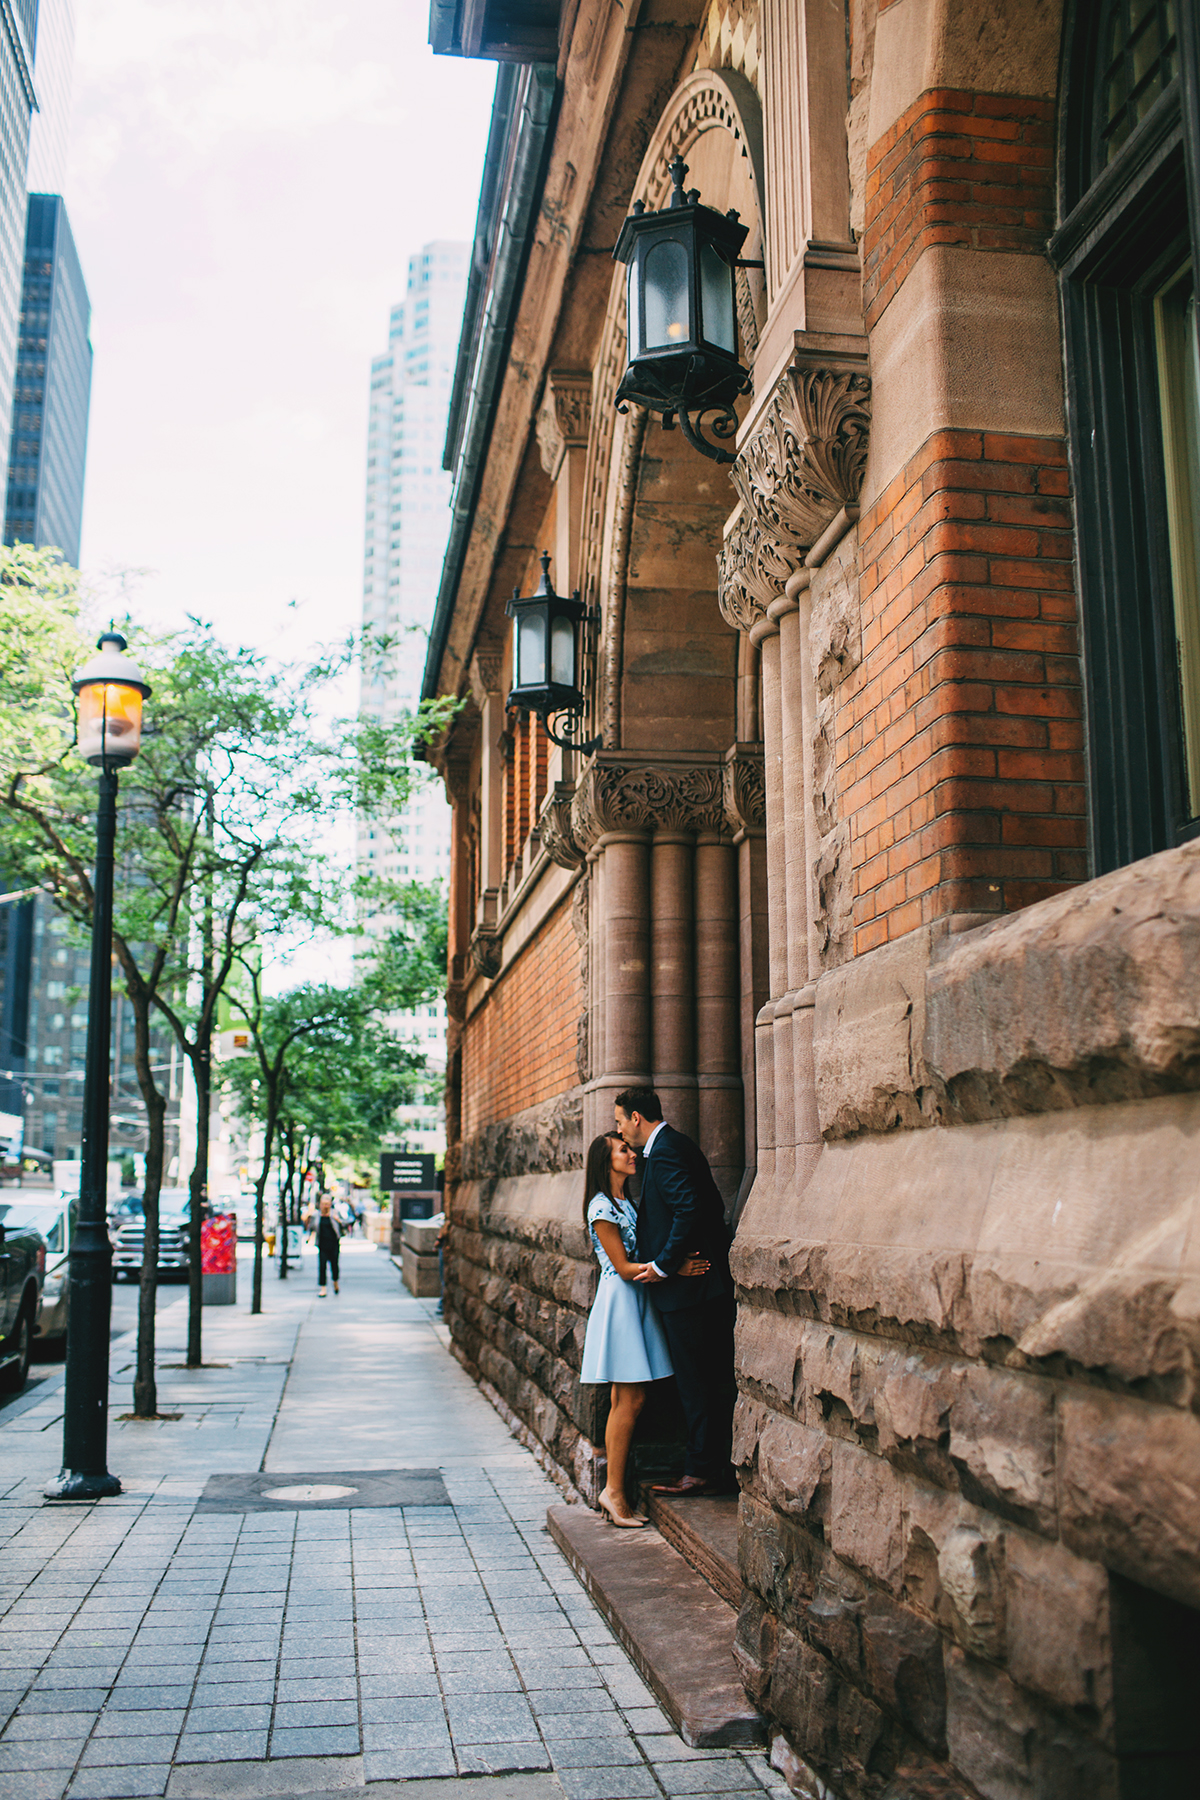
[0,1244,788,1800]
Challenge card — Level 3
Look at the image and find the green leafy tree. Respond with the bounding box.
[222,881,448,1301]
[0,550,455,1411]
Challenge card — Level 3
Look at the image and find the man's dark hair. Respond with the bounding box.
[614,1086,663,1122]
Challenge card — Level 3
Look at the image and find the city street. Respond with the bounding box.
[0,1243,786,1800]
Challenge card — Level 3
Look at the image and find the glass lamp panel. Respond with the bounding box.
[549,614,575,688]
[76,682,144,763]
[643,238,690,349]
[700,242,736,354]
[517,613,546,689]
[1154,261,1200,818]
[626,259,642,359]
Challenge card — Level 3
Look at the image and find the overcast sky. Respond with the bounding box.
[67,0,495,656]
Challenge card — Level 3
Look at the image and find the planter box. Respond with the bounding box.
[401,1244,441,1298]
[202,1270,236,1306]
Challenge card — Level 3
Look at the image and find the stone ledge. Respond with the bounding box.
[547,1502,766,1749]
[814,841,1200,1140]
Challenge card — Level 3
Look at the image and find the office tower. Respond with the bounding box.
[0,0,37,496]
[25,0,73,194]
[4,194,91,561]
[0,888,34,1118]
[358,241,469,1155]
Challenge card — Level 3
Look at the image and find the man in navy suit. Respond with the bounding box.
[614,1086,735,1495]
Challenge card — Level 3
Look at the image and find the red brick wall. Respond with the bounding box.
[843,429,1087,952]
[462,895,583,1137]
[863,89,1054,329]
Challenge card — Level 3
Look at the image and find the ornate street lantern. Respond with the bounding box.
[505,552,601,753]
[47,629,152,1503]
[72,630,151,767]
[613,155,752,463]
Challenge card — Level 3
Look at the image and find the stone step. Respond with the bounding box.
[547,1502,766,1750]
[641,1488,741,1608]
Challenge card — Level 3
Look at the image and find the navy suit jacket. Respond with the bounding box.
[634,1124,733,1314]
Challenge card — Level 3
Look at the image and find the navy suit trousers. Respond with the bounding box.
[657,1292,736,1483]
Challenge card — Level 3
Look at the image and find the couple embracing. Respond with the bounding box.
[579,1086,736,1527]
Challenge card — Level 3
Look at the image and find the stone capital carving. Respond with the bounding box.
[536,370,593,479]
[570,757,726,850]
[469,648,503,708]
[718,507,794,634]
[718,350,872,635]
[723,744,766,837]
[539,781,585,870]
[468,925,502,981]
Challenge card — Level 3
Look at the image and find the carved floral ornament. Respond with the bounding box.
[718,360,872,635]
[536,371,593,480]
[722,745,765,837]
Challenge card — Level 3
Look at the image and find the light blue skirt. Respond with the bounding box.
[579,1272,674,1385]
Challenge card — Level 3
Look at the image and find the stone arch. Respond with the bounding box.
[579,68,767,749]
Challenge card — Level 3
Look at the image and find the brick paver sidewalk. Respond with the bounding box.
[0,1243,787,1800]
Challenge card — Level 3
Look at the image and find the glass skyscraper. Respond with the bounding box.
[3,193,91,562]
[358,241,469,1154]
[0,0,37,496]
[25,0,73,195]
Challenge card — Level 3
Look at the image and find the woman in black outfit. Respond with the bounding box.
[316,1195,342,1295]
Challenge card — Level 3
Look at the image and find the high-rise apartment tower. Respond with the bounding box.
[4,193,91,562]
[0,0,38,495]
[358,241,469,1154]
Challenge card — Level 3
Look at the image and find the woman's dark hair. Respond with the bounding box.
[583,1132,624,1227]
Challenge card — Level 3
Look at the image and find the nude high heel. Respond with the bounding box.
[597,1491,647,1529]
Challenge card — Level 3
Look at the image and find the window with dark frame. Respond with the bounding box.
[1052,0,1200,871]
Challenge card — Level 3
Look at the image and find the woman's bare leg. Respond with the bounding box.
[602,1383,645,1516]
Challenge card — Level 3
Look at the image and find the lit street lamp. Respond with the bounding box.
[613,154,753,463]
[45,630,150,1502]
[505,552,601,753]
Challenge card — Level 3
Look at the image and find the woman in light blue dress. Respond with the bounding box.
[579,1132,709,1527]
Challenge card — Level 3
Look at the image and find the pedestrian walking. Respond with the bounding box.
[316,1194,342,1296]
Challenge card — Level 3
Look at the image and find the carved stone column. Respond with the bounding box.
[571,755,731,1148]
[440,736,476,1199]
[651,832,696,1139]
[695,829,741,1200]
[537,369,592,590]
[725,744,767,1201]
[601,834,651,1108]
[468,649,505,979]
[717,342,872,1211]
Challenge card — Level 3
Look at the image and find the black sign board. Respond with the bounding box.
[380,1152,438,1192]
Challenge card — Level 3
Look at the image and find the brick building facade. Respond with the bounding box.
[425,2,1200,1794]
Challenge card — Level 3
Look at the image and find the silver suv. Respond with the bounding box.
[0,1202,45,1393]
[110,1188,194,1280]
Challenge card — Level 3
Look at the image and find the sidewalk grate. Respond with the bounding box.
[195,1470,450,1512]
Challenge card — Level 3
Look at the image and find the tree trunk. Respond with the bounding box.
[187,793,215,1366]
[186,1035,210,1365]
[130,994,166,1419]
[278,1125,296,1280]
[251,1089,279,1316]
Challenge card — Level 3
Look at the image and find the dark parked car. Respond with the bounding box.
[110,1188,195,1280]
[0,1195,74,1351]
[0,1202,45,1393]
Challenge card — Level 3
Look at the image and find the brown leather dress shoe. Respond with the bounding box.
[649,1475,709,1496]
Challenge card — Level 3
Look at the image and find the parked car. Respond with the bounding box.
[110,1187,194,1280]
[0,1195,75,1352]
[0,1202,45,1393]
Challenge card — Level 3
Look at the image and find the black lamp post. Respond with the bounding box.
[45,630,150,1503]
[613,155,753,463]
[505,552,601,753]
